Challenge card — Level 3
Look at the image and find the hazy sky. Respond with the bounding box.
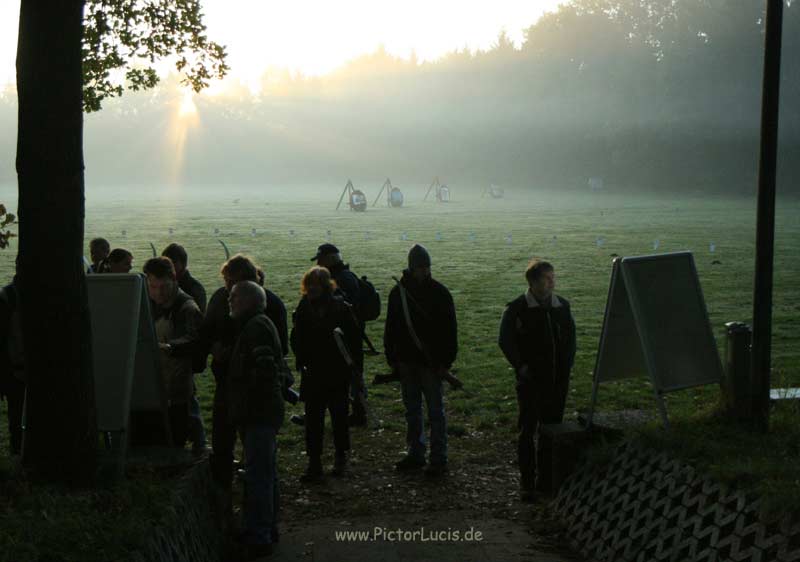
[0,0,562,90]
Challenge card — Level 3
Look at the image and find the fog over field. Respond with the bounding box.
[0,1,799,195]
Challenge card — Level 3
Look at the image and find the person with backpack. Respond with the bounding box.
[498,259,576,502]
[0,275,25,455]
[143,256,203,448]
[312,243,380,427]
[384,244,457,478]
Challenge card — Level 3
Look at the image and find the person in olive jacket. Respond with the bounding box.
[290,266,360,482]
[227,280,286,559]
[498,259,576,502]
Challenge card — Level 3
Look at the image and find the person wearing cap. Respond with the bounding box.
[312,244,360,309]
[498,259,576,502]
[383,244,457,477]
[311,243,367,427]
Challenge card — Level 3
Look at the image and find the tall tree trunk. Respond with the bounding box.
[16,0,96,484]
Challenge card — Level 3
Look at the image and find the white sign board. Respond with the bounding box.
[86,274,169,438]
[589,252,723,427]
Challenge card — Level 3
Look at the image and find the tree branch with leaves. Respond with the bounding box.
[81,0,229,112]
[0,203,16,250]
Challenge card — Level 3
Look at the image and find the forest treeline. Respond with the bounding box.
[0,0,798,194]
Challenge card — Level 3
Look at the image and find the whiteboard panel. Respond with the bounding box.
[86,274,142,431]
[621,252,723,391]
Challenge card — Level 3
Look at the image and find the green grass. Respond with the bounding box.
[0,458,177,562]
[0,186,799,554]
[631,400,800,521]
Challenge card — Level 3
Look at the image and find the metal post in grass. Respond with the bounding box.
[751,0,784,433]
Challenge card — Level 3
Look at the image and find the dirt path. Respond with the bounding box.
[247,407,584,562]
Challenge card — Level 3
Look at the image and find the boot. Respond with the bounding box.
[332,450,348,476]
[395,454,426,471]
[348,398,368,427]
[299,457,323,483]
[520,472,536,503]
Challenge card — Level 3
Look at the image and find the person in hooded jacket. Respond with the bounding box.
[384,244,457,478]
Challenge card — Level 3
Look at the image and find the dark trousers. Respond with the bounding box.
[241,423,279,545]
[3,375,25,455]
[304,388,350,460]
[210,376,238,489]
[168,402,190,449]
[129,403,187,448]
[516,375,569,487]
[188,379,207,450]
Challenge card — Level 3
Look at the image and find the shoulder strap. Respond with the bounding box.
[396,281,431,360]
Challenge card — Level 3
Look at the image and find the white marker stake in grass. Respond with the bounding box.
[214,228,219,235]
[653,239,660,251]
[596,237,605,248]
[468,232,476,242]
[251,228,257,237]
[168,227,174,235]
[121,230,126,238]
[289,229,295,238]
[505,233,513,245]
[326,230,332,242]
[435,231,443,242]
[400,232,408,241]
[710,242,716,253]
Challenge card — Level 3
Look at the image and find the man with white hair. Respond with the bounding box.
[228,280,287,558]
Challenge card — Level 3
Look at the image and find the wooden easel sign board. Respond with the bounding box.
[589,252,724,427]
[86,274,169,436]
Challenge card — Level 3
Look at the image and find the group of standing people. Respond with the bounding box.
[1,235,576,560]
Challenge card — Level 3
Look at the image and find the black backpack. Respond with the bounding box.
[356,276,381,322]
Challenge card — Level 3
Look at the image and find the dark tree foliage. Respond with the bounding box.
[82,0,228,112]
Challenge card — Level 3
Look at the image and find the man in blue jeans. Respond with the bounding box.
[228,280,287,559]
[384,245,458,477]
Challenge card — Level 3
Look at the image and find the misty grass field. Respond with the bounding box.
[1,186,799,432]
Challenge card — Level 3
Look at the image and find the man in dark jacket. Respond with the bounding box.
[228,280,286,559]
[384,244,457,477]
[0,277,25,455]
[498,259,576,502]
[162,243,207,313]
[291,266,361,481]
[143,257,203,448]
[182,254,288,489]
[162,243,208,454]
[87,237,110,274]
[313,243,367,426]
